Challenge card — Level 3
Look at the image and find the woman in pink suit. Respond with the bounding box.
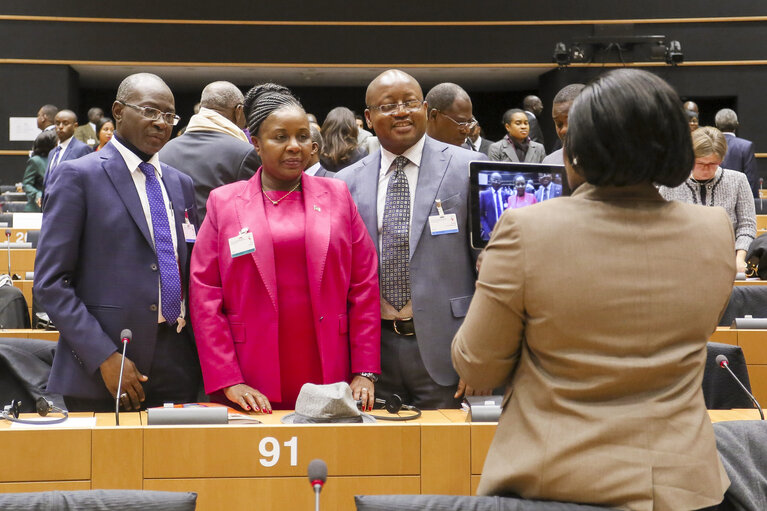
[190,83,380,413]
[507,174,537,209]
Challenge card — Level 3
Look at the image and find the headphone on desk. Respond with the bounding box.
[358,394,422,421]
[2,398,69,425]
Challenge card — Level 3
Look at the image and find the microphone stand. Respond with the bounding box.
[720,359,764,420]
[115,336,129,426]
[5,230,10,277]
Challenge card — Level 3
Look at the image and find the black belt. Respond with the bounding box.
[381,318,415,336]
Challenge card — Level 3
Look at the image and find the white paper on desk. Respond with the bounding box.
[9,417,97,429]
[9,117,40,142]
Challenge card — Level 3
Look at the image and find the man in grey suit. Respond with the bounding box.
[336,69,487,409]
[159,81,260,221]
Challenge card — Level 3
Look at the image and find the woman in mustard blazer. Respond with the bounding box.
[190,84,380,413]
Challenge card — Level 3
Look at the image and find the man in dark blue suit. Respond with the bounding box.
[42,109,92,199]
[716,108,759,198]
[34,73,201,412]
[479,172,509,239]
[534,172,562,203]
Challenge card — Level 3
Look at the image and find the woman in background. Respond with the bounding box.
[488,109,545,163]
[22,129,57,211]
[94,117,114,151]
[660,126,755,273]
[453,69,732,510]
[191,84,380,413]
[319,106,367,173]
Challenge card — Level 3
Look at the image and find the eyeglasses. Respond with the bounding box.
[436,111,477,131]
[118,101,181,126]
[367,99,424,115]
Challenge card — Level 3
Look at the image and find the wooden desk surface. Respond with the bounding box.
[0,409,759,510]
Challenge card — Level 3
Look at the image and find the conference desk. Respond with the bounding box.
[0,409,759,510]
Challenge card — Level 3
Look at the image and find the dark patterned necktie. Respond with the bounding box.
[381,156,411,311]
[139,162,182,324]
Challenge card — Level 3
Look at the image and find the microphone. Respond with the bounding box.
[307,459,327,511]
[115,329,132,426]
[716,354,764,420]
[4,229,10,277]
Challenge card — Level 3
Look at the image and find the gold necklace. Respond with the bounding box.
[262,180,302,206]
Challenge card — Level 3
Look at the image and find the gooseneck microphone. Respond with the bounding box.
[716,354,764,420]
[307,459,327,511]
[4,229,10,277]
[115,329,132,426]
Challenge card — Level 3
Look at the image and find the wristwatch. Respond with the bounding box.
[358,372,379,383]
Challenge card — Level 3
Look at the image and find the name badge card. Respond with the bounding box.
[428,198,459,235]
[183,222,197,242]
[229,228,255,258]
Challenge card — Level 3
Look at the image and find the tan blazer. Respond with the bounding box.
[452,183,734,511]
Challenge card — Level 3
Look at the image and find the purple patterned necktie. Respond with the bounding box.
[49,146,61,170]
[139,162,181,324]
[381,156,411,311]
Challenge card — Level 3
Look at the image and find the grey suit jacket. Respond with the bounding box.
[488,137,545,163]
[336,136,484,386]
[159,130,260,221]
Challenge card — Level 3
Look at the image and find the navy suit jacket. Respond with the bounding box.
[336,137,486,385]
[722,133,758,198]
[34,143,199,399]
[479,187,509,236]
[42,137,92,194]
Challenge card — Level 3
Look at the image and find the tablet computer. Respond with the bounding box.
[469,161,569,249]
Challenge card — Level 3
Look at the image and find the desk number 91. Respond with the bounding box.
[259,436,298,467]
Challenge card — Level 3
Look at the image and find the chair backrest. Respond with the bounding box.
[703,342,754,409]
[355,495,616,510]
[719,286,767,326]
[0,490,197,510]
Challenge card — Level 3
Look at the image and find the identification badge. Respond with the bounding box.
[229,228,255,258]
[182,223,197,242]
[182,210,196,242]
[429,198,459,235]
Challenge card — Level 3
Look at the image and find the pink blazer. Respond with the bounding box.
[190,170,381,402]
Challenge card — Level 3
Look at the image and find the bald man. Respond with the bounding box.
[522,94,545,145]
[425,82,476,148]
[35,73,201,411]
[160,81,260,220]
[336,69,487,409]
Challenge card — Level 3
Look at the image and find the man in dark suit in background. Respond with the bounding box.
[42,109,93,201]
[479,172,508,238]
[715,108,759,198]
[160,81,260,221]
[523,95,544,146]
[467,123,492,156]
[36,104,58,132]
[425,82,476,148]
[35,73,201,411]
[337,69,488,409]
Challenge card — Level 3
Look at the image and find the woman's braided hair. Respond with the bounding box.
[243,83,303,135]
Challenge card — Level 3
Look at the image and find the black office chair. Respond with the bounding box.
[3,202,27,212]
[26,230,40,248]
[355,495,615,510]
[703,342,754,410]
[0,213,13,227]
[719,286,767,326]
[0,490,197,510]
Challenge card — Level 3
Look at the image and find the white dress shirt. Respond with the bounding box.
[305,161,322,176]
[110,137,184,324]
[50,135,74,168]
